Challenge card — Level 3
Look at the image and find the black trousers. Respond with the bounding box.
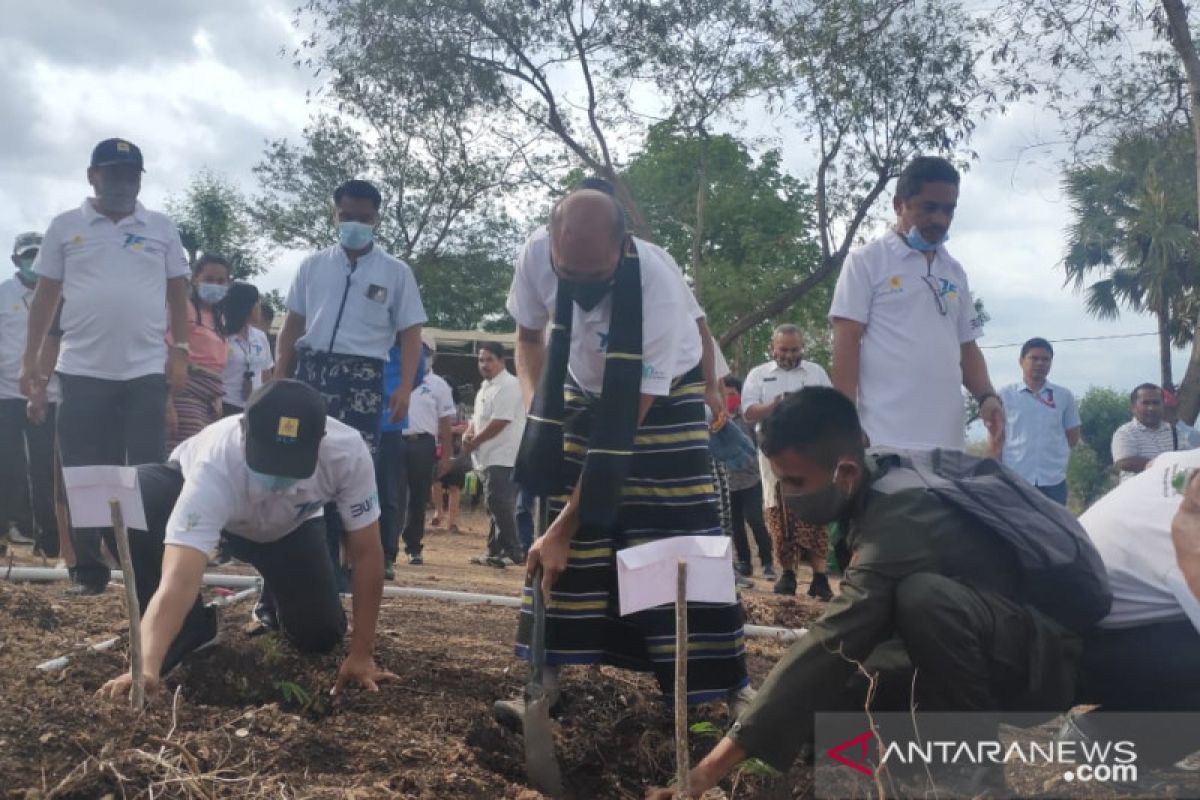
[57,373,167,587]
[130,464,346,672]
[729,482,773,568]
[0,398,58,554]
[400,433,437,556]
[375,430,407,564]
[1073,619,1200,764]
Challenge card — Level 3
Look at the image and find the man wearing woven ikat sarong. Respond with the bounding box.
[495,189,751,726]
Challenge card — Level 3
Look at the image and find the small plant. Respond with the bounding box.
[689,721,723,739]
[274,680,311,707]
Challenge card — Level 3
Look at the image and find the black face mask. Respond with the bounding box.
[559,276,614,311]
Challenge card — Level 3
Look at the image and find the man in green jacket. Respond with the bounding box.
[648,386,1081,798]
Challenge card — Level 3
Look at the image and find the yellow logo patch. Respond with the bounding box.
[116,141,130,152]
[277,417,300,438]
[888,275,903,289]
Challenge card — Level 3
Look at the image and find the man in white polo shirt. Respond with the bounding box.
[1062,449,1200,765]
[274,179,426,578]
[397,333,455,565]
[829,156,1003,452]
[741,324,833,599]
[21,138,191,594]
[0,232,59,554]
[497,189,749,725]
[1111,383,1191,482]
[97,380,395,700]
[464,341,526,567]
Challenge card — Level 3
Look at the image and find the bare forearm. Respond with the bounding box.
[140,546,208,676]
[515,326,546,408]
[274,313,306,379]
[22,279,62,367]
[346,527,385,659]
[397,324,422,391]
[697,317,716,389]
[960,341,995,399]
[831,319,863,402]
[744,402,777,424]
[469,418,510,448]
[1115,456,1150,473]
[166,277,190,345]
[437,416,453,451]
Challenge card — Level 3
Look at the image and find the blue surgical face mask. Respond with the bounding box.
[16,255,36,280]
[904,225,948,252]
[247,468,301,493]
[338,221,375,250]
[197,283,228,305]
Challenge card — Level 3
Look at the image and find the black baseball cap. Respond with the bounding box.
[90,138,145,171]
[243,380,327,479]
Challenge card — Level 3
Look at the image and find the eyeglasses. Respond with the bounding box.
[920,273,948,316]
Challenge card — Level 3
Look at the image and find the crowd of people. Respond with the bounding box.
[4,139,1199,795]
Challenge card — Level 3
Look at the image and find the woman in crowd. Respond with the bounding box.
[166,254,230,449]
[220,282,274,416]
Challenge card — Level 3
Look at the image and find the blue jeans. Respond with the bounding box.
[1035,480,1068,505]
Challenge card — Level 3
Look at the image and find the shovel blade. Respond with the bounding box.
[523,691,563,796]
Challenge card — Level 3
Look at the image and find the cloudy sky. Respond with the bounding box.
[0,1,1184,403]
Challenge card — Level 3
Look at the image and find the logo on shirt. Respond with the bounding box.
[351,493,378,518]
[881,275,905,295]
[183,512,201,531]
[642,364,666,382]
[122,234,148,252]
[366,284,388,304]
[933,277,959,302]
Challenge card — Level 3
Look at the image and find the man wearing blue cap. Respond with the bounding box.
[96,380,394,700]
[21,138,192,595]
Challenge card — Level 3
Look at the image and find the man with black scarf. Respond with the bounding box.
[496,189,750,723]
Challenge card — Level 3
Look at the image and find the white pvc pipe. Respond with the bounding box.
[4,567,807,642]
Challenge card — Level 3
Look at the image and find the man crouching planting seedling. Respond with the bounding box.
[98,380,396,700]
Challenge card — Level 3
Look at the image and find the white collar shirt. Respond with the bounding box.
[286,243,427,362]
[163,415,380,556]
[470,369,525,468]
[505,227,703,396]
[1080,449,1200,632]
[0,277,59,401]
[739,359,832,429]
[406,371,456,437]
[998,380,1081,487]
[33,199,190,380]
[828,232,983,450]
[222,327,274,407]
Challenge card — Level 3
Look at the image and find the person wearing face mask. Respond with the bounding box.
[719,376,775,581]
[220,282,274,417]
[497,189,751,727]
[741,324,833,598]
[829,156,1004,454]
[273,179,426,586]
[0,232,60,554]
[20,138,192,595]
[165,254,231,450]
[95,379,395,702]
[647,387,1086,799]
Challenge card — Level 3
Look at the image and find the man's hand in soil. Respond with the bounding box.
[97,671,161,702]
[332,653,398,695]
[644,737,748,799]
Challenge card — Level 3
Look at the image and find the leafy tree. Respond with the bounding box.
[1062,126,1199,389]
[1067,443,1113,510]
[1078,386,1130,468]
[620,124,824,372]
[167,170,267,278]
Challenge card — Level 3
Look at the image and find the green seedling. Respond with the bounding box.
[274,680,311,707]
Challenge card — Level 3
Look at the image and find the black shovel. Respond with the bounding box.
[525,499,564,797]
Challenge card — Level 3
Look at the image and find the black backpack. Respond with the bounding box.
[870,448,1112,634]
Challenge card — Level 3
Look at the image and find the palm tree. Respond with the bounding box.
[1062,128,1200,389]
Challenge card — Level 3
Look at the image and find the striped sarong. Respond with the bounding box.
[166,367,224,451]
[515,365,749,704]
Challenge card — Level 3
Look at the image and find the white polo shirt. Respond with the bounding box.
[829,232,983,450]
[406,371,455,436]
[164,415,380,556]
[471,369,525,469]
[1079,449,1200,632]
[222,327,274,407]
[0,277,58,402]
[34,200,190,380]
[506,227,703,396]
[287,243,427,362]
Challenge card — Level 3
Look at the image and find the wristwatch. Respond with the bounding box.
[171,342,190,354]
[976,391,1001,407]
